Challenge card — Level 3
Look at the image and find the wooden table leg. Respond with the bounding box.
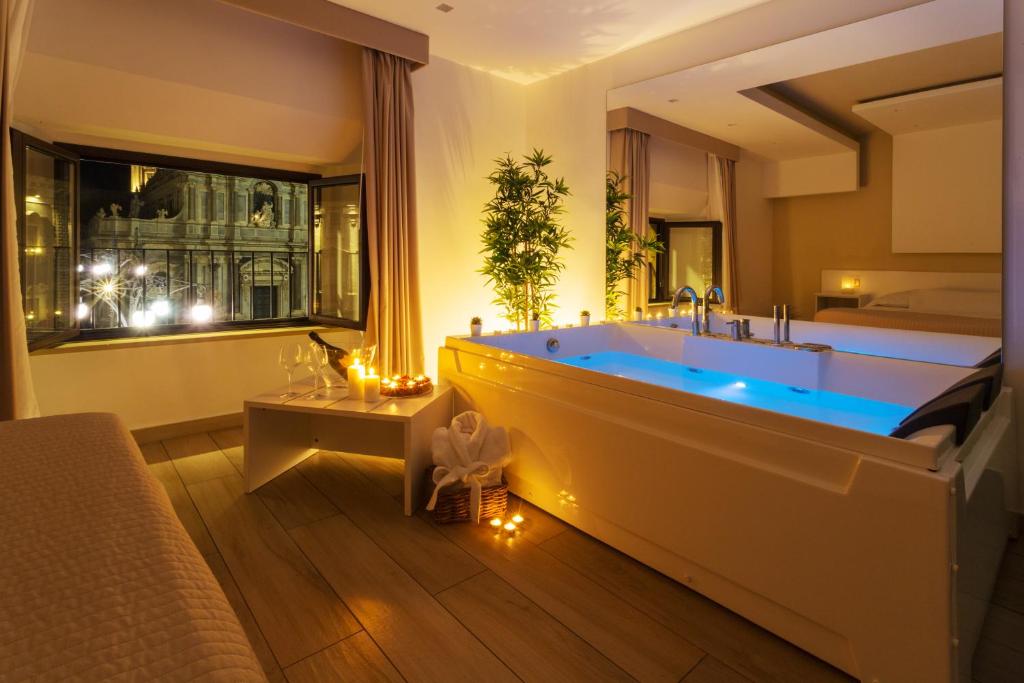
[244,406,318,493]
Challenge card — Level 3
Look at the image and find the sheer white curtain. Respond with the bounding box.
[0,0,37,421]
[708,154,739,312]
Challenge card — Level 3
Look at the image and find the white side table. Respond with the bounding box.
[244,380,453,516]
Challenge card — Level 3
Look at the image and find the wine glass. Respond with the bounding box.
[278,343,303,397]
[305,344,329,398]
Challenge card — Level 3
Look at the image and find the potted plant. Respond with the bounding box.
[469,316,483,336]
[579,310,591,327]
[529,311,541,332]
[605,171,663,320]
[633,306,643,321]
[481,149,572,330]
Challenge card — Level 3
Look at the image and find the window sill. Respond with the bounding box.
[31,324,337,355]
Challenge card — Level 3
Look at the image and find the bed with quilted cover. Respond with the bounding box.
[0,413,266,682]
[813,307,1001,337]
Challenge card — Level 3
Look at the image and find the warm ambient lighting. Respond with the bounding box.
[191,302,213,323]
[840,277,861,291]
[130,310,155,328]
[151,299,170,317]
[490,518,503,528]
[511,513,524,524]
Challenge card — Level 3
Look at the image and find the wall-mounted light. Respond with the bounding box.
[840,277,861,292]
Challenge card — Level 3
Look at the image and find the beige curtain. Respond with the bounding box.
[361,47,423,376]
[709,154,739,312]
[0,0,37,421]
[608,128,651,316]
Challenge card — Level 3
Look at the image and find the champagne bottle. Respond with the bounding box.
[308,331,351,375]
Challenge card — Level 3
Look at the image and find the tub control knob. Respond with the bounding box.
[546,337,560,353]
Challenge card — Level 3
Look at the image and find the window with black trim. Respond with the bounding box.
[648,218,722,303]
[13,132,368,349]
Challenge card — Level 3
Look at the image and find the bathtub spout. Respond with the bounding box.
[671,286,701,335]
[703,286,725,335]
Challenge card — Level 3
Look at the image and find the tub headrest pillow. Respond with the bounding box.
[975,348,1002,369]
[889,384,984,446]
[943,363,1002,410]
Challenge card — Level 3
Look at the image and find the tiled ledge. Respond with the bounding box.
[32,325,333,355]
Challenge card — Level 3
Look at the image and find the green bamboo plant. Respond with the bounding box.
[605,170,663,320]
[481,149,572,329]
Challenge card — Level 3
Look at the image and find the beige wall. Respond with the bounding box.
[15,0,363,173]
[893,119,1002,253]
[412,56,526,376]
[772,133,1002,319]
[29,327,362,430]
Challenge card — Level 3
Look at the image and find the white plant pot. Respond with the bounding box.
[470,324,482,337]
[579,315,590,327]
[669,307,679,318]
[633,310,643,321]
[529,319,540,332]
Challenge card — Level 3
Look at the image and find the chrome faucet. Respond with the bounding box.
[702,286,724,335]
[671,286,701,335]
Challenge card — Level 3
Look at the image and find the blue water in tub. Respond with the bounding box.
[558,351,914,436]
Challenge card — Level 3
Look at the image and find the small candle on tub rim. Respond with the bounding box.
[363,368,381,402]
[347,359,365,400]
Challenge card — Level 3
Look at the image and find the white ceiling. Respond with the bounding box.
[607,0,1002,161]
[330,0,771,85]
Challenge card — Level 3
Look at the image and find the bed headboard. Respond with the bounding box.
[820,269,1001,297]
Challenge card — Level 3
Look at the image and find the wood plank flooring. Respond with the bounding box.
[140,427,1024,682]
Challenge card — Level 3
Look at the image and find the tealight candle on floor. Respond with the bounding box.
[489,518,503,528]
[363,369,381,401]
[503,521,517,536]
[511,513,524,525]
[347,359,365,400]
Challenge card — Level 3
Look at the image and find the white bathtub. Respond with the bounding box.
[439,319,1017,682]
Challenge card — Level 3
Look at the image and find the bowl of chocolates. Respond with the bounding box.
[381,374,433,397]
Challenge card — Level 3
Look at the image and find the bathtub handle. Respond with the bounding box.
[546,337,560,353]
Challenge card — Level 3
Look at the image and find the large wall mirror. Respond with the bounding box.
[605,0,1003,356]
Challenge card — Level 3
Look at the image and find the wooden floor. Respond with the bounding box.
[140,428,1024,682]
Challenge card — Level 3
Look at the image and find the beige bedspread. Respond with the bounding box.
[814,307,1001,337]
[0,413,265,682]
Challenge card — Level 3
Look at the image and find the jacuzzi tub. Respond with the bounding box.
[439,318,1018,682]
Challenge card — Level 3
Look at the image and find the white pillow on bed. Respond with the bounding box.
[866,291,911,309]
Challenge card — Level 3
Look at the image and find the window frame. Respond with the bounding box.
[12,137,370,344]
[12,130,81,351]
[308,174,371,331]
[648,218,723,304]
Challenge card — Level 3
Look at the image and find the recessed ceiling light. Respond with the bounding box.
[667,98,678,103]
[436,3,454,12]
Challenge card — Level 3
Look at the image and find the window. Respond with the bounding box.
[648,219,722,303]
[13,132,368,349]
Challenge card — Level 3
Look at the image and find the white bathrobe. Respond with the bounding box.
[426,411,511,521]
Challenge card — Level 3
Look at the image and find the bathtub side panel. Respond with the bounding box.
[439,345,955,682]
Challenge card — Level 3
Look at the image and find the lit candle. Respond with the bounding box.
[363,368,381,402]
[503,521,517,536]
[347,359,365,400]
[489,518,503,529]
[511,513,524,525]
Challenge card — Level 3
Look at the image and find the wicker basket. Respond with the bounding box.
[427,467,508,524]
